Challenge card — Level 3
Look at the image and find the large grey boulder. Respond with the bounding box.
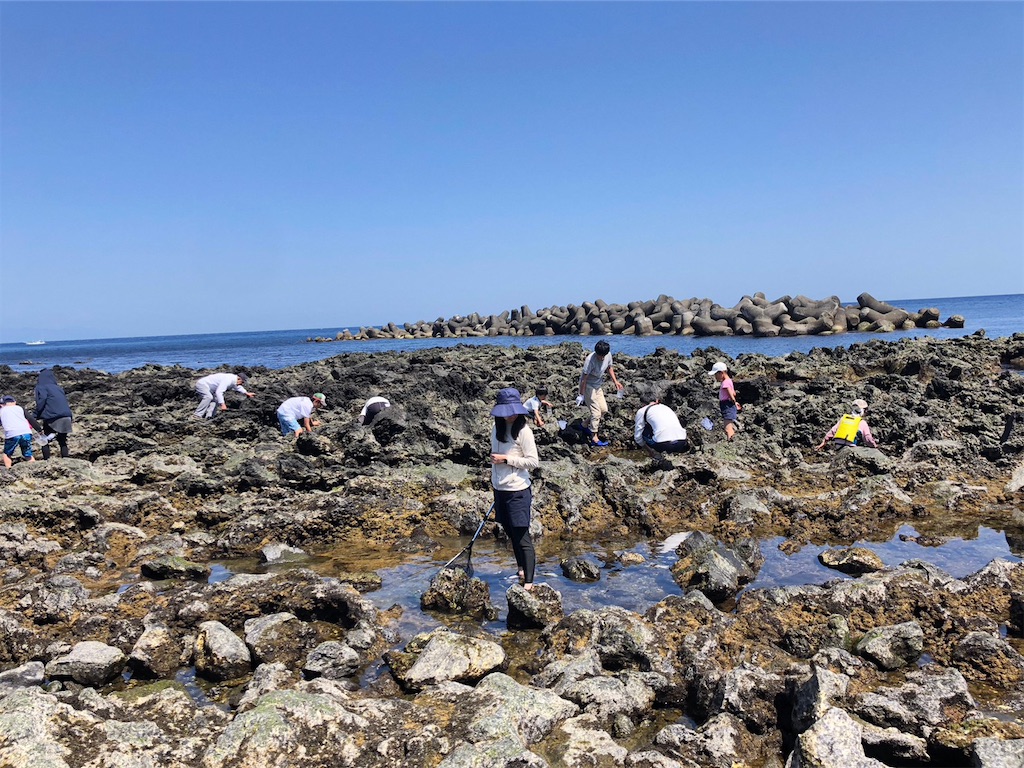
[0,661,44,693]
[194,621,252,682]
[550,713,629,767]
[390,630,506,691]
[129,623,183,679]
[818,547,885,575]
[785,707,887,767]
[972,738,1024,767]
[449,672,579,746]
[243,612,318,667]
[655,712,761,766]
[506,583,564,629]
[420,567,497,621]
[562,671,661,722]
[790,664,850,734]
[200,689,369,768]
[45,641,127,687]
[854,621,923,670]
[303,641,361,680]
[852,666,974,737]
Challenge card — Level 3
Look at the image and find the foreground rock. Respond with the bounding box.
[0,334,1022,765]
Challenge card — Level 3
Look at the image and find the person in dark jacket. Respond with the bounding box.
[33,368,73,459]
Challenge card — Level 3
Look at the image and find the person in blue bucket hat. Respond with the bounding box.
[489,387,540,590]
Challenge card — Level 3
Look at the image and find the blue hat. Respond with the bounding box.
[491,388,529,417]
[1,396,14,404]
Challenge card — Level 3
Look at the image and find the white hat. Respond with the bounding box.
[708,362,729,376]
[852,398,868,413]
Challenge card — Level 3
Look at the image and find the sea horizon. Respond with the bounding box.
[5,292,1020,346]
[2,292,1021,375]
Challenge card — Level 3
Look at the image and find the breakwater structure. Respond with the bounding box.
[308,291,965,342]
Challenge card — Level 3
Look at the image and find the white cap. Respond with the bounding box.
[708,362,729,376]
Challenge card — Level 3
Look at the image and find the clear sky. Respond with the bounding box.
[1,1,1021,342]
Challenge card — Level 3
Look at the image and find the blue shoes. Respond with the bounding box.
[591,439,609,447]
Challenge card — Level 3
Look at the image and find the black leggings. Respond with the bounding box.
[41,421,69,459]
[501,523,535,585]
[493,488,536,584]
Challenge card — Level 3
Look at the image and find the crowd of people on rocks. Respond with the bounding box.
[3,347,879,591]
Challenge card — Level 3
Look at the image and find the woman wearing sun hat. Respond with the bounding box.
[489,387,540,590]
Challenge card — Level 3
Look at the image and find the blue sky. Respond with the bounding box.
[1,1,1021,342]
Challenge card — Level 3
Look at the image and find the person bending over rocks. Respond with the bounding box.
[709,362,741,441]
[577,340,623,447]
[489,388,539,590]
[1,395,37,467]
[277,393,326,437]
[359,396,391,426]
[33,368,73,459]
[634,398,689,460]
[523,386,552,428]
[193,372,253,419]
[816,398,877,450]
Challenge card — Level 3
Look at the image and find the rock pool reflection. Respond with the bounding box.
[208,524,1020,643]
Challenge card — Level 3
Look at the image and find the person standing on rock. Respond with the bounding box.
[816,398,877,450]
[33,368,73,459]
[193,372,253,419]
[359,396,391,426]
[709,362,741,441]
[577,340,623,447]
[489,388,540,590]
[277,393,326,437]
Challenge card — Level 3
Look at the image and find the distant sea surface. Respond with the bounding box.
[2,294,1021,375]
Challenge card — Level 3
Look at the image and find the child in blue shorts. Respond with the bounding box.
[1,395,36,468]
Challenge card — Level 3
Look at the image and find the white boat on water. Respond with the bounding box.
[25,340,45,346]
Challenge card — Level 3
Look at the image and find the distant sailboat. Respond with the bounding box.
[25,340,45,346]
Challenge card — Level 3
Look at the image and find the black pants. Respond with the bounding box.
[493,488,536,584]
[41,420,69,459]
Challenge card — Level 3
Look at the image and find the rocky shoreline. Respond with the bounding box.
[0,333,1022,767]
[308,292,966,342]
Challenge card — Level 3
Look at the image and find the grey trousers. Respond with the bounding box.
[194,384,218,418]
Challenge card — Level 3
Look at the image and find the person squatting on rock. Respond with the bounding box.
[523,386,553,428]
[489,388,540,590]
[359,396,391,426]
[33,368,73,459]
[816,398,878,450]
[193,372,253,419]
[634,394,689,460]
[577,340,623,447]
[1,395,37,468]
[277,393,326,437]
[710,362,741,441]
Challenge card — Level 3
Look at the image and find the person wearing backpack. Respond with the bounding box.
[816,398,878,450]
[634,398,689,460]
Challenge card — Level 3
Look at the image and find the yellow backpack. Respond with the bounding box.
[834,414,862,444]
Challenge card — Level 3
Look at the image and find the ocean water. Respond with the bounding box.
[1,294,1020,374]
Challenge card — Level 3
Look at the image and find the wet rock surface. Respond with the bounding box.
[0,334,1022,765]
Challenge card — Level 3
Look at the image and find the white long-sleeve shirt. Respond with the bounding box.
[490,424,539,492]
[196,373,249,405]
